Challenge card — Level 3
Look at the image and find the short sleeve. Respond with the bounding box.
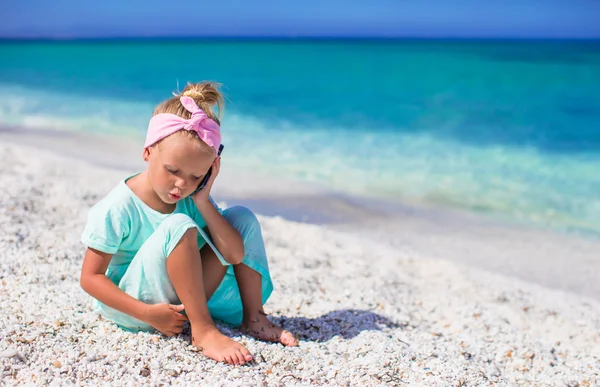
[80,204,129,254]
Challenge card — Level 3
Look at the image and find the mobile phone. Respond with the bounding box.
[193,144,224,194]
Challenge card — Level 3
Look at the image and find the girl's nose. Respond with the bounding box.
[175,178,187,190]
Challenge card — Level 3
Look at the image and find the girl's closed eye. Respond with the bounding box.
[165,166,178,175]
[166,165,202,180]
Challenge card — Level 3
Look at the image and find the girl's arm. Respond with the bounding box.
[80,247,188,336]
[195,199,245,265]
[80,247,148,320]
[193,156,245,265]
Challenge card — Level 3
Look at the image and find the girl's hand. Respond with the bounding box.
[143,303,188,337]
[193,156,220,205]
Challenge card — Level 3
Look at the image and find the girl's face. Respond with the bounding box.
[144,134,215,204]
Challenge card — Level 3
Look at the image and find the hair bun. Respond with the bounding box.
[162,81,225,124]
[182,89,204,99]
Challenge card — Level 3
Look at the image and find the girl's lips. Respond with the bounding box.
[168,193,181,200]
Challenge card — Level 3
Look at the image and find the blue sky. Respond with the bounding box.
[2,0,600,39]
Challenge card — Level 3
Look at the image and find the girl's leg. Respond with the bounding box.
[167,228,253,365]
[217,206,297,346]
[200,243,229,300]
[234,263,298,346]
[109,213,250,364]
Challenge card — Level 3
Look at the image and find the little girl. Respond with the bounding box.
[79,81,298,366]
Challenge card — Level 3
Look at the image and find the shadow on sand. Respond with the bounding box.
[269,309,402,342]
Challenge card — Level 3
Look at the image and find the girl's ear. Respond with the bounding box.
[142,148,151,162]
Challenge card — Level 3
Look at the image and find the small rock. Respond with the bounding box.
[522,350,535,360]
[0,349,18,358]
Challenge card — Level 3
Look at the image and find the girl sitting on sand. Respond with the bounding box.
[79,81,298,365]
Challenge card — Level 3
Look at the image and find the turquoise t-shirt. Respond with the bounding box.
[81,174,223,284]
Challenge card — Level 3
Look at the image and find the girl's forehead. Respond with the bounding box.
[160,136,199,155]
[158,137,213,166]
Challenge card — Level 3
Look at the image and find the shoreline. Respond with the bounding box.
[0,123,448,226]
[2,124,600,300]
[4,122,599,233]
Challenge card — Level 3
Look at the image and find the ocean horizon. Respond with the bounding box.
[1,39,599,237]
[2,36,600,41]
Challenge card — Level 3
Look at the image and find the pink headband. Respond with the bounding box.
[144,96,221,152]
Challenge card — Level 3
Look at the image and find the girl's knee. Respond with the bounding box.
[222,206,268,265]
[181,227,198,243]
[160,214,199,255]
[161,213,197,232]
[223,206,260,230]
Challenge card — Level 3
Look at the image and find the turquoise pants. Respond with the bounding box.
[96,206,273,332]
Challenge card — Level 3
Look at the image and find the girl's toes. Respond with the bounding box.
[281,330,299,346]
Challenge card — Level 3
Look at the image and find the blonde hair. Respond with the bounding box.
[151,81,225,152]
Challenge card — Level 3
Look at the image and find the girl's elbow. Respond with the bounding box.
[229,244,245,265]
[79,273,95,294]
[80,274,90,293]
[229,254,244,265]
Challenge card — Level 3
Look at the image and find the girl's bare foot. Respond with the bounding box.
[241,310,299,346]
[192,326,253,365]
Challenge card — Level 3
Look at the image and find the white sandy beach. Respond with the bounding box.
[1,138,599,386]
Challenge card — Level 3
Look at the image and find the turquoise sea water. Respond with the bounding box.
[1,39,599,235]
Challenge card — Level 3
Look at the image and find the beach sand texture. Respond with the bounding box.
[1,141,599,386]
